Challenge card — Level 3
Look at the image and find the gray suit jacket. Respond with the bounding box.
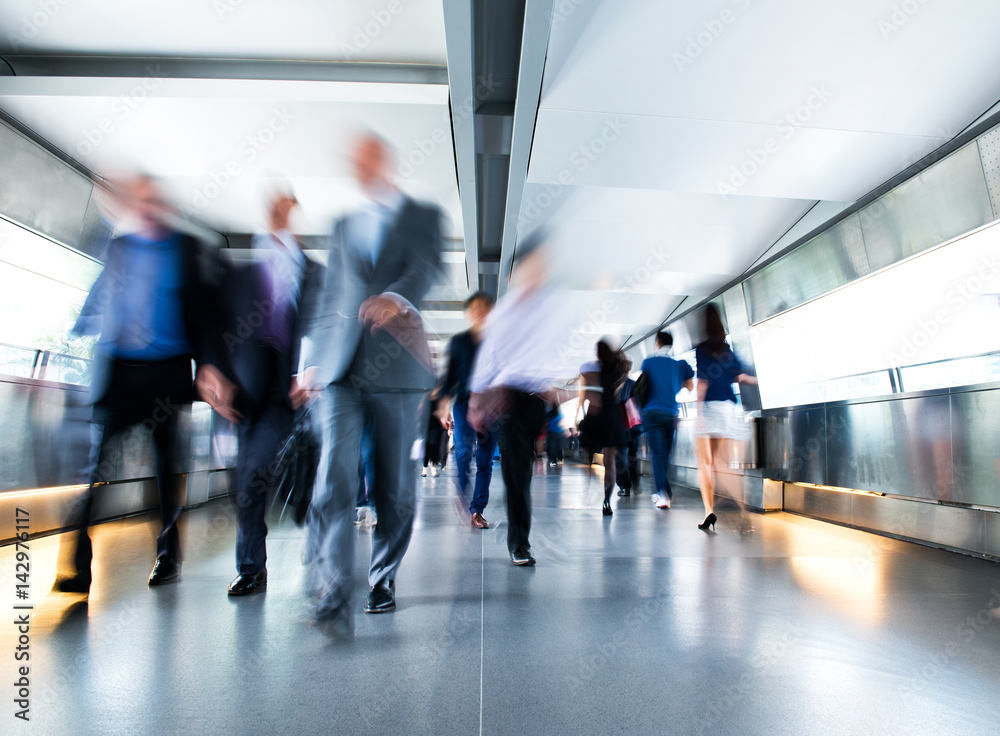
[305,196,443,391]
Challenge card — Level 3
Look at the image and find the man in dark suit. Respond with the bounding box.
[294,133,443,618]
[54,176,236,593]
[219,189,325,596]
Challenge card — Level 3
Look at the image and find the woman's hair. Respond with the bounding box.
[702,303,728,357]
[596,340,616,368]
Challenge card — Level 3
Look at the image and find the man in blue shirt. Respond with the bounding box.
[640,331,694,509]
[55,176,235,593]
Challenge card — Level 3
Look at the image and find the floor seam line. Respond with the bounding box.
[479,530,485,736]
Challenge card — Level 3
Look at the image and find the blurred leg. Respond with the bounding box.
[470,427,497,514]
[500,392,545,553]
[367,390,424,588]
[306,384,363,613]
[695,435,715,516]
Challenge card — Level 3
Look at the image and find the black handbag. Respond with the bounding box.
[271,408,320,526]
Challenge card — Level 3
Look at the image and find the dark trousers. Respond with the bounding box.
[546,432,563,463]
[499,391,546,554]
[643,411,677,500]
[67,356,193,578]
[615,433,640,491]
[233,353,294,575]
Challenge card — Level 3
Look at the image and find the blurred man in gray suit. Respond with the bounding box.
[293,133,443,619]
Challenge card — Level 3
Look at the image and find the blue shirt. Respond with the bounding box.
[113,232,192,360]
[641,352,694,416]
[695,342,744,403]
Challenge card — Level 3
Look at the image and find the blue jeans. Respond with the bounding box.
[453,400,498,514]
[355,420,375,508]
[643,411,677,500]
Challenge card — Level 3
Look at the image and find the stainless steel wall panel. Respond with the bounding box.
[744,213,868,324]
[0,379,90,491]
[761,479,783,511]
[672,418,697,468]
[786,406,827,486]
[722,284,761,411]
[949,389,1000,507]
[985,511,1000,558]
[976,126,1000,219]
[826,396,951,499]
[859,143,993,271]
[188,403,214,472]
[784,484,854,526]
[785,483,989,557]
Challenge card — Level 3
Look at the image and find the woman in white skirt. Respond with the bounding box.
[693,304,756,532]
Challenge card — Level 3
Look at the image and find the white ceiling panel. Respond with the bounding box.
[541,0,1000,139]
[527,109,948,202]
[529,185,816,276]
[0,84,461,236]
[0,0,446,63]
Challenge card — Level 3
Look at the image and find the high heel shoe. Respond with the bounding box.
[602,501,613,517]
[698,513,717,531]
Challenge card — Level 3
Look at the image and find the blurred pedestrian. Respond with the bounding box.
[54,176,236,593]
[693,304,756,532]
[219,187,325,596]
[639,331,693,510]
[578,341,629,516]
[468,229,574,566]
[295,133,443,618]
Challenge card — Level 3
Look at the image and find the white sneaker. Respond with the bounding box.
[651,493,661,508]
[421,468,427,477]
[657,494,670,509]
[430,465,439,477]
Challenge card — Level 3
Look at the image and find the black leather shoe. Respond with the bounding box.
[228,569,267,596]
[364,580,396,613]
[510,546,535,566]
[53,574,92,594]
[148,557,181,586]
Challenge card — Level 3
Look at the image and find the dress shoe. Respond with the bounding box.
[471,512,489,529]
[510,546,535,566]
[53,574,91,594]
[148,557,181,586]
[364,580,396,613]
[312,602,354,638]
[228,569,267,596]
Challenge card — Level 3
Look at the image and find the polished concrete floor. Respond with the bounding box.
[2,460,1000,735]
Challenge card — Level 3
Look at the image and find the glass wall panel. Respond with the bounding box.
[0,217,102,376]
[859,143,994,271]
[751,220,1000,408]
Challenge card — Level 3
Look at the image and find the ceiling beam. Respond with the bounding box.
[441,0,479,292]
[0,55,449,85]
[496,0,552,296]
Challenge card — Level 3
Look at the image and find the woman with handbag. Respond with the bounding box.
[577,341,630,516]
